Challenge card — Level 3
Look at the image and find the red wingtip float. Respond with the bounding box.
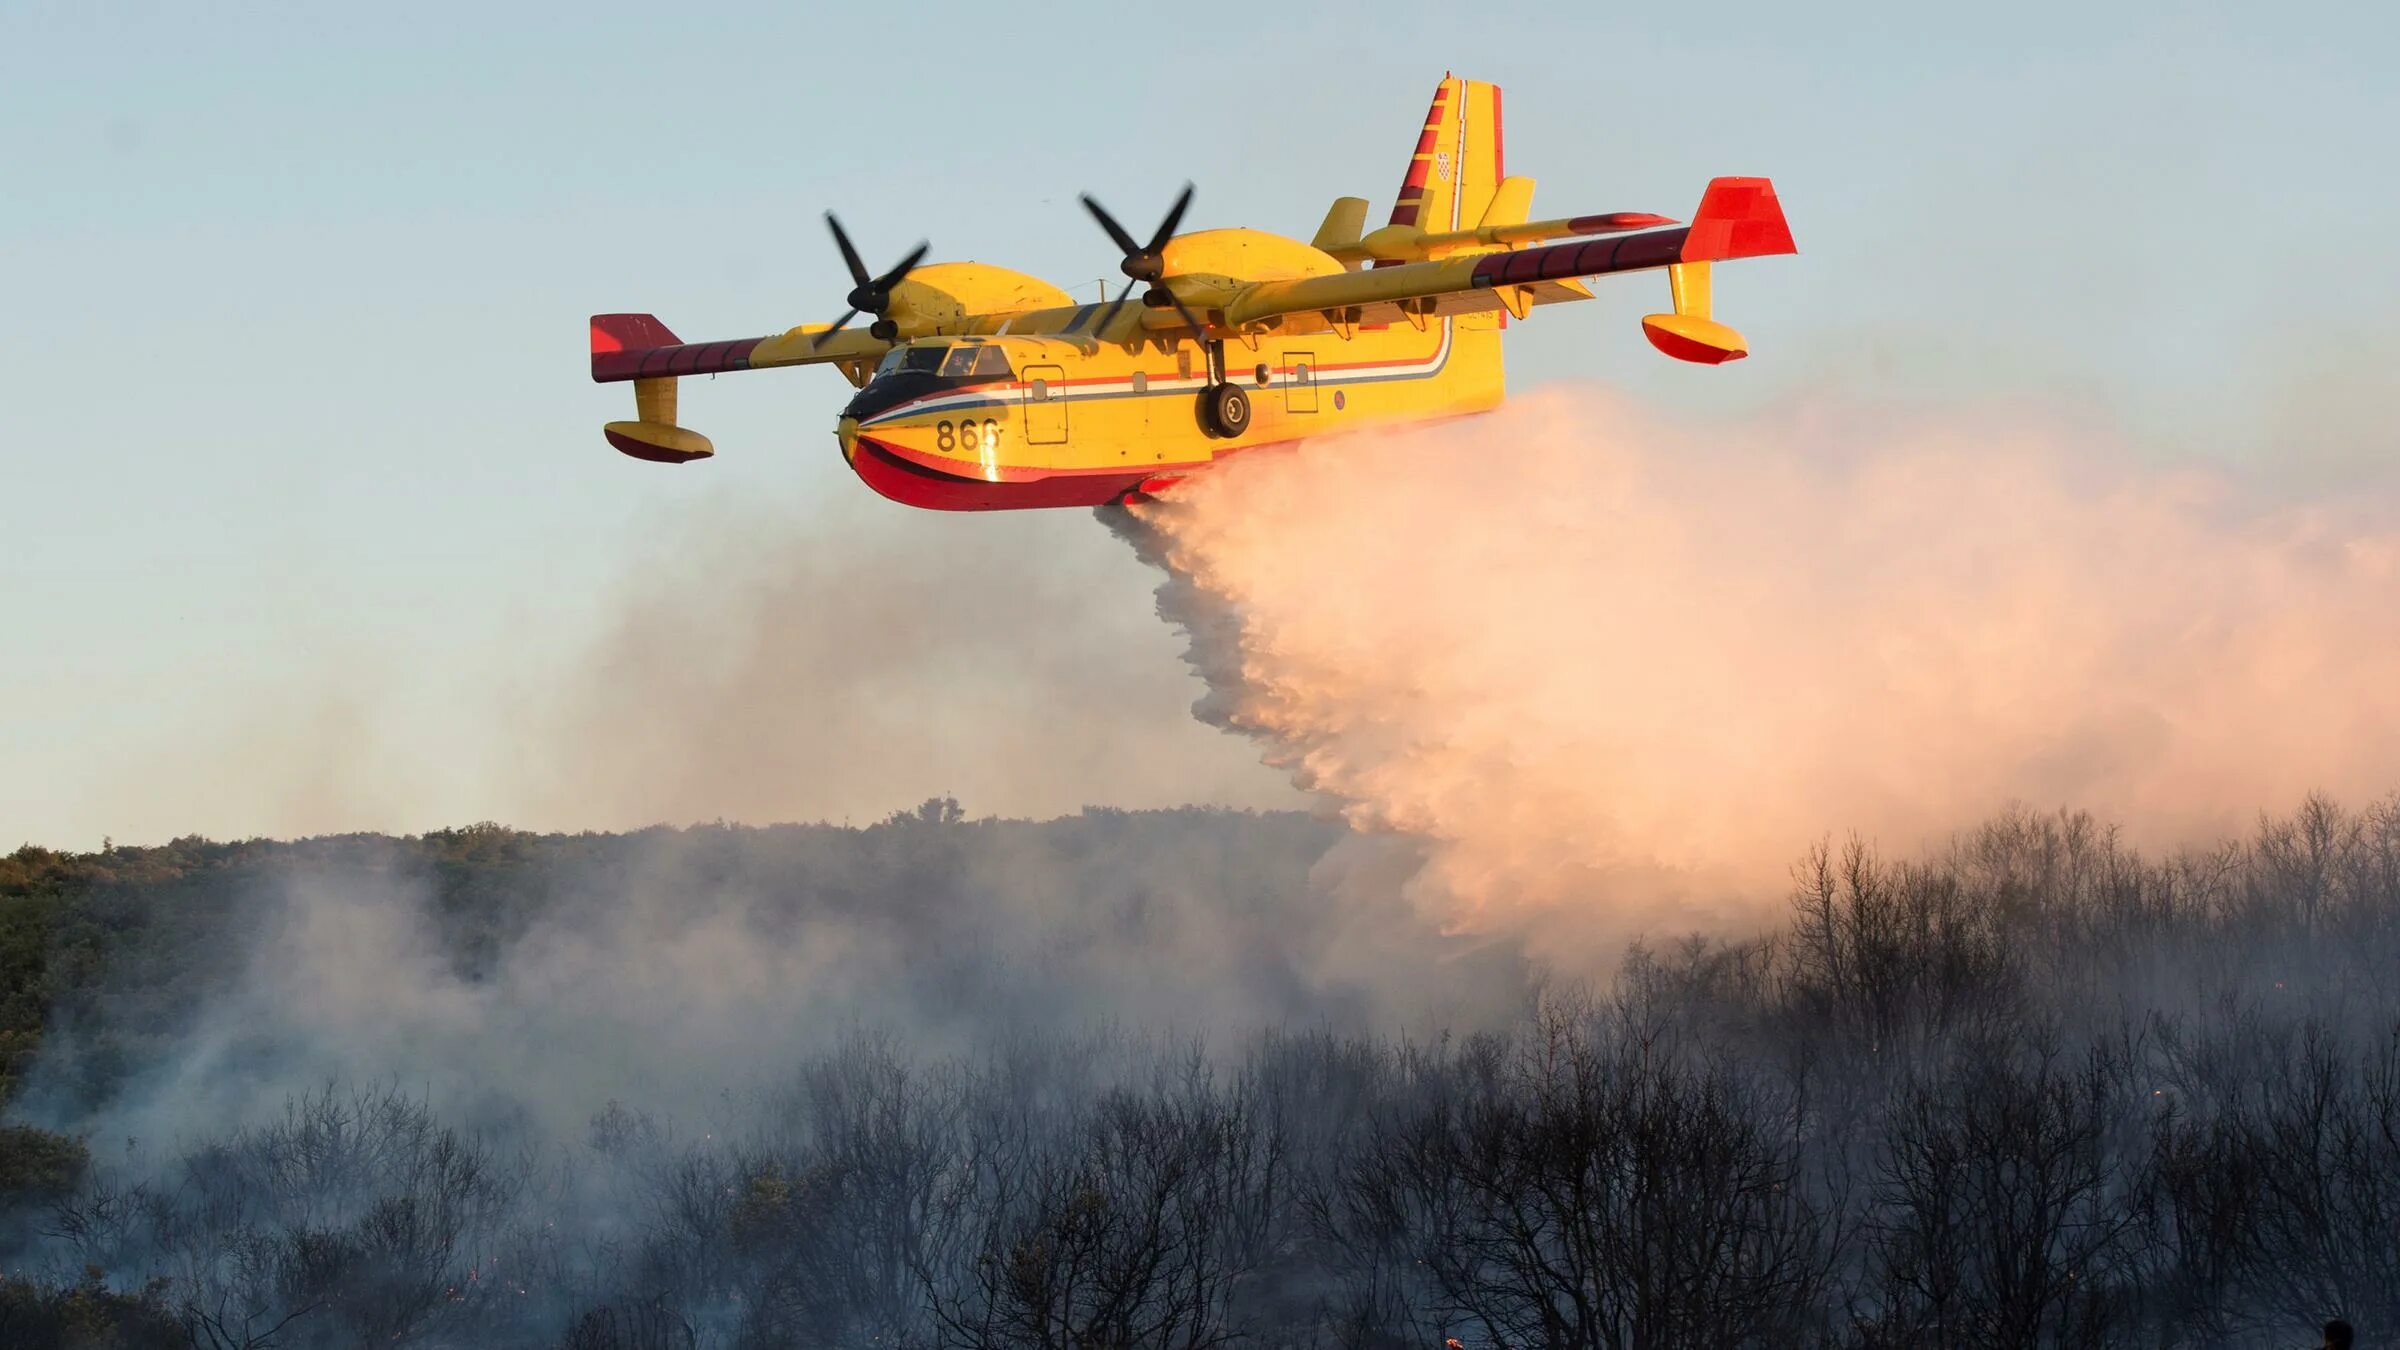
[586,75,1796,508]
[1636,176,1796,365]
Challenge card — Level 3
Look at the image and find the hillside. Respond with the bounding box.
[4,797,2398,1347]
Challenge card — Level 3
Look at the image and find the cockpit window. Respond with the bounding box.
[874,344,1010,380]
[939,345,1013,379]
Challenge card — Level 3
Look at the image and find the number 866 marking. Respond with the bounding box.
[937,419,1003,454]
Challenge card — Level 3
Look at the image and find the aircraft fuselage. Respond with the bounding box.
[834,312,1497,511]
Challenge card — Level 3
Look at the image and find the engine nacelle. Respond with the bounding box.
[1160,228,1345,309]
[888,263,1075,335]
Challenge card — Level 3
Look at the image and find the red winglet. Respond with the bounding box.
[589,313,681,356]
[1680,177,1795,263]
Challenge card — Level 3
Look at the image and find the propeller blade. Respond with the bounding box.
[813,309,859,350]
[1146,182,1195,253]
[872,241,931,292]
[1081,194,1143,258]
[1163,287,1209,339]
[825,214,871,288]
[1093,278,1137,341]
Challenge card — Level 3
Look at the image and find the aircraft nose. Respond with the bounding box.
[836,416,860,462]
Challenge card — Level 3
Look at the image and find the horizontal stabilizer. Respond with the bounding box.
[1477,176,1535,230]
[1311,197,1370,254]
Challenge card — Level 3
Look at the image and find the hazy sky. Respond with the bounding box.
[4,1,2395,849]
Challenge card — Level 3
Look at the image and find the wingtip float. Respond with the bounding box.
[587,75,1795,510]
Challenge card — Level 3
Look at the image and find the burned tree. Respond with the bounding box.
[1329,1009,1833,1349]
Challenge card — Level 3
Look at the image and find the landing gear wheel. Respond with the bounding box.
[1201,382,1251,438]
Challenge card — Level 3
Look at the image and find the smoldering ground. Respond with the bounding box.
[7,812,1533,1153]
[13,801,2400,1348]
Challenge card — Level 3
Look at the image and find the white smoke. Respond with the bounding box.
[1115,384,2400,961]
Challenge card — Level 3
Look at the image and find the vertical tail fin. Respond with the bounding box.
[1386,75,1505,240]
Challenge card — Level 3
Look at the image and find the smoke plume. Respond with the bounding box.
[1114,383,2400,960]
[14,814,1493,1149]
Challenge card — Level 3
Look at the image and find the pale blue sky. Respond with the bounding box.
[4,1,2395,847]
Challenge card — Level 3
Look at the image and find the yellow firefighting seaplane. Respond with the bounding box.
[588,75,1795,511]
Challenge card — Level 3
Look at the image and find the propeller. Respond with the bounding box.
[814,213,930,348]
[1081,184,1210,340]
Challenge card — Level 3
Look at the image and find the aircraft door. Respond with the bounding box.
[1022,364,1068,445]
[1283,352,1319,413]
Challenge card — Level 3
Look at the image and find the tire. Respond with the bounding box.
[1201,382,1251,438]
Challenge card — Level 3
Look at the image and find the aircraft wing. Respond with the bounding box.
[590,314,890,384]
[1219,177,1793,331]
[588,314,894,463]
